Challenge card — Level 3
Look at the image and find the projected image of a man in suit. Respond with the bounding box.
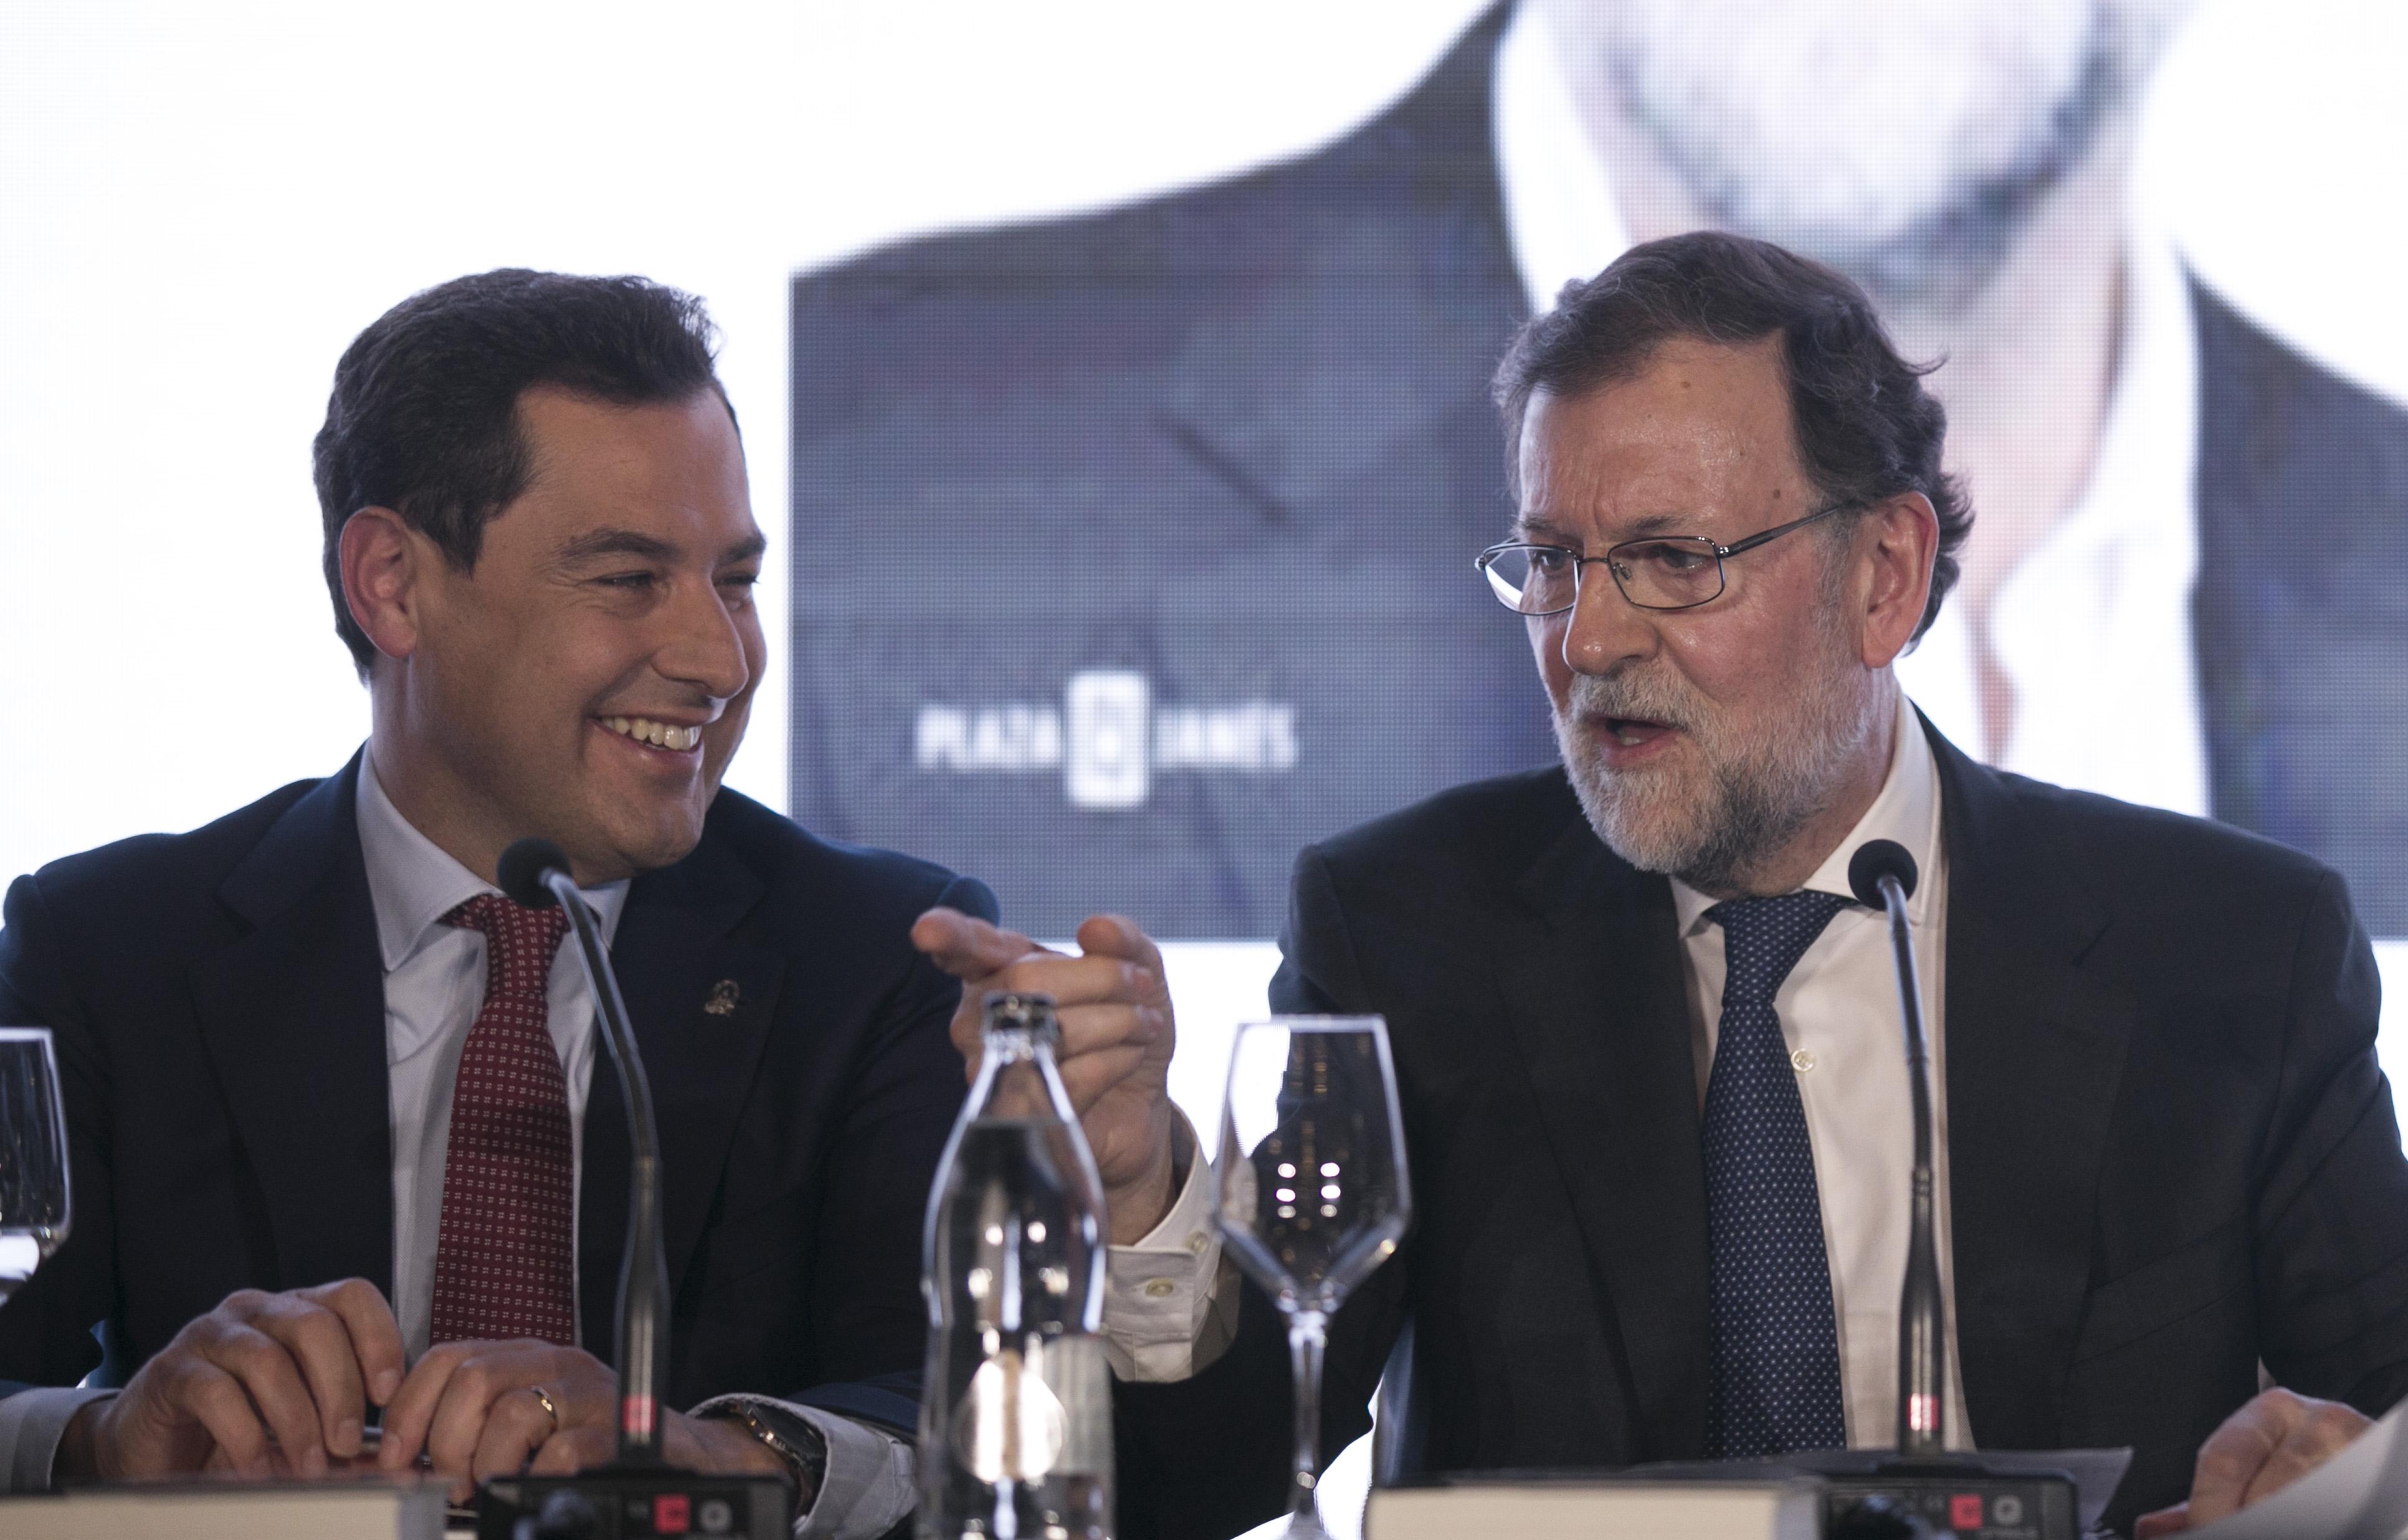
[790,0,2408,938]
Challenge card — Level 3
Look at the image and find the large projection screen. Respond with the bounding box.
[3,4,2407,1530]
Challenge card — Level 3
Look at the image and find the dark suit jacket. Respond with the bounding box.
[0,754,994,1435]
[788,2,2408,939]
[1115,725,2408,1538]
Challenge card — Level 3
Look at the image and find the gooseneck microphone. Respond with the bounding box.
[1815,840,2081,1539]
[1637,840,2085,1536]
[497,837,669,1467]
[1845,839,1944,1462]
[474,841,790,1539]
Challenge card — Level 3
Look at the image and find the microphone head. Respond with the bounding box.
[1847,839,1920,910]
[498,838,573,910]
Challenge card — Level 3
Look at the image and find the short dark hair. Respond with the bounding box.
[313,269,730,673]
[1492,231,1971,640]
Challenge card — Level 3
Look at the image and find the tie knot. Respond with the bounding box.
[1706,890,1852,1005]
[442,894,572,998]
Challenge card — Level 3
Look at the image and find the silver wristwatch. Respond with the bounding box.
[708,1399,829,1506]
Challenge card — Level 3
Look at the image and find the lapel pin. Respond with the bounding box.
[704,979,740,1017]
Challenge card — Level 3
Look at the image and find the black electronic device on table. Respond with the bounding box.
[472,839,791,1540]
[1819,1466,2076,1538]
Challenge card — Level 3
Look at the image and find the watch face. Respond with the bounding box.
[745,1404,828,1481]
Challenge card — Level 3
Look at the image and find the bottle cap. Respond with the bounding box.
[980,991,1061,1043]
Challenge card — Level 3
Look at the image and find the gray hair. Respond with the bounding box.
[1493,230,1972,641]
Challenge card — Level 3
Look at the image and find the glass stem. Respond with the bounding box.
[1287,1309,1328,1530]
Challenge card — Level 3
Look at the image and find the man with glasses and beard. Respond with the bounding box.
[918,232,2408,1539]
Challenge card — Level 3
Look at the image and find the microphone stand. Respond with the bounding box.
[1625,842,2111,1538]
[1807,839,2082,1539]
[539,862,669,1466]
[470,839,789,1540]
[1870,862,1944,1462]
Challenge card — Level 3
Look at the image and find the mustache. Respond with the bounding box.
[1561,670,1701,732]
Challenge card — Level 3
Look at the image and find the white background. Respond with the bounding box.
[4,5,2407,1533]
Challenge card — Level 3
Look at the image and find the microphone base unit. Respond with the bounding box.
[1820,1460,2077,1540]
[476,1467,792,1540]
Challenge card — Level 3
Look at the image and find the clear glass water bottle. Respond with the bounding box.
[918,992,1114,1540]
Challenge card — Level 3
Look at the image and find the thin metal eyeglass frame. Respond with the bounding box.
[1475,499,1855,614]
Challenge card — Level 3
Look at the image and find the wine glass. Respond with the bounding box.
[1214,1017,1412,1540]
[0,1027,70,1306]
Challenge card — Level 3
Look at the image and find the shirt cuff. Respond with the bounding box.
[688,1394,913,1540]
[1102,1111,1227,1383]
[0,1387,113,1493]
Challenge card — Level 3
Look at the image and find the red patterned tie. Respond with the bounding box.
[431,893,578,1346]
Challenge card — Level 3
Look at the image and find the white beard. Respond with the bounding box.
[1553,626,1889,893]
[1551,0,2187,303]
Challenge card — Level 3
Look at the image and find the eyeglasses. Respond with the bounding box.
[1475,501,1854,615]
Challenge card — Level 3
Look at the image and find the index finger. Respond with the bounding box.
[245,1293,374,1460]
[298,1278,406,1407]
[378,1343,470,1471]
[913,908,1051,980]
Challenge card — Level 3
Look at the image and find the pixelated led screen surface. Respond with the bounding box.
[4,0,2406,1044]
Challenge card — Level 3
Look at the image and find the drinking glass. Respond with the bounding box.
[0,1027,70,1306]
[1214,1017,1411,1540]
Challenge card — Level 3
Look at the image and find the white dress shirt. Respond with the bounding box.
[1103,1118,1230,1381]
[1492,4,2211,819]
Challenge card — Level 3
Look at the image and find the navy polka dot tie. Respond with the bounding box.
[1701,890,1851,1458]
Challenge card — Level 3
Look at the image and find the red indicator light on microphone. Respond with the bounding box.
[1951,1493,1984,1529]
[653,1493,692,1533]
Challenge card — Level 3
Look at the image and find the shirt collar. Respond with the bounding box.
[354,748,632,974]
[1671,688,1941,934]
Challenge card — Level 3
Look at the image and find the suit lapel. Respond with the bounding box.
[1493,798,1713,1460]
[578,820,786,1359]
[186,756,394,1297]
[1930,729,2135,1450]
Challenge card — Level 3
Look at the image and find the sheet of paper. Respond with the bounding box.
[2182,1400,2408,1540]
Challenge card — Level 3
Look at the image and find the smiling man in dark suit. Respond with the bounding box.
[922,234,2408,1538]
[0,271,1014,1536]
[788,0,2408,941]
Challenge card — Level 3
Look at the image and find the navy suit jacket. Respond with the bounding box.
[0,754,993,1433]
[788,2,2408,938]
[1116,724,2408,1538]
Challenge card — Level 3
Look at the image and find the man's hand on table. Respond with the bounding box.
[913,908,1182,1245]
[57,1277,790,1504]
[2133,1387,2372,1536]
[59,1278,406,1483]
[374,1339,790,1503]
